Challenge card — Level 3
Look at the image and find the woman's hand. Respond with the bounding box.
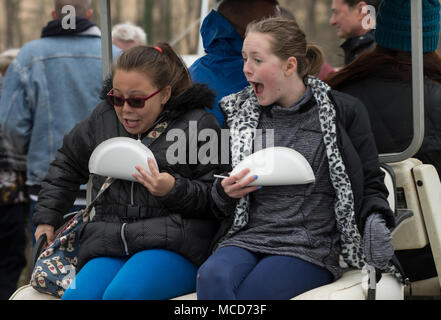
[363,212,394,271]
[222,168,260,199]
[134,158,175,197]
[34,224,55,246]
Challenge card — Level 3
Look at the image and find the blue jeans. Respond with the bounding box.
[197,246,333,300]
[62,249,197,300]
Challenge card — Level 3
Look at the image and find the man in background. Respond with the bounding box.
[329,0,380,65]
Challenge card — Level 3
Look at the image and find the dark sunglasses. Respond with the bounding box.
[106,88,162,108]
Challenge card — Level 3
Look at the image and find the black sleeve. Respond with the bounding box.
[210,176,238,218]
[339,95,395,232]
[154,112,230,219]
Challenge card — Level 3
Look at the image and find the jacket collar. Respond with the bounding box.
[41,17,99,38]
[341,29,375,64]
[77,26,101,37]
[162,83,215,120]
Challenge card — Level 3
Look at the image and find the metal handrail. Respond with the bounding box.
[379,0,424,163]
[100,0,112,80]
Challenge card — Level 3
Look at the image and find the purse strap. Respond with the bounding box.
[85,176,115,213]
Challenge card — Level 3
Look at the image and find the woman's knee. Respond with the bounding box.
[62,257,125,300]
[103,249,197,300]
[196,257,239,299]
[197,246,259,299]
[197,259,228,289]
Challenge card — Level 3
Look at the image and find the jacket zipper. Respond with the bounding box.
[121,130,158,256]
[121,174,136,256]
[121,223,129,256]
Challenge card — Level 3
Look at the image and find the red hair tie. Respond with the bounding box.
[154,46,163,53]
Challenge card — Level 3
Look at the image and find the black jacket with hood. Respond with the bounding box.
[335,72,441,176]
[33,82,227,268]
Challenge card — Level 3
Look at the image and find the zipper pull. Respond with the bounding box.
[137,134,141,142]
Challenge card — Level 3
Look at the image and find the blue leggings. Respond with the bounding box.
[197,246,333,300]
[62,249,197,300]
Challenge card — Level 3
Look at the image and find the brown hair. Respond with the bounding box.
[326,45,441,88]
[245,17,324,78]
[114,43,192,100]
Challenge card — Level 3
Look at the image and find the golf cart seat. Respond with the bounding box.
[10,149,408,300]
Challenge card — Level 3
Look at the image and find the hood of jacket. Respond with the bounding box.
[200,10,244,57]
[100,77,215,121]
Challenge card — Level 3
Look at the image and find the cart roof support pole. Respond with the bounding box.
[380,0,424,163]
[100,0,112,80]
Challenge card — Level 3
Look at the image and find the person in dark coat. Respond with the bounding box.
[329,0,380,65]
[32,44,225,300]
[196,17,395,300]
[327,0,441,176]
[326,0,441,283]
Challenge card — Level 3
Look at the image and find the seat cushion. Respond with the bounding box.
[9,285,60,300]
[292,269,403,300]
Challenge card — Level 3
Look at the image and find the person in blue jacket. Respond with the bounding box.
[189,0,280,126]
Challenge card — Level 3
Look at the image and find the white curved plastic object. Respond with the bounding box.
[88,137,156,182]
[230,147,315,186]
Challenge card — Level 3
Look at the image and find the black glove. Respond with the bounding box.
[363,213,394,271]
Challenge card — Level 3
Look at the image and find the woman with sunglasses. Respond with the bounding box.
[32,44,225,300]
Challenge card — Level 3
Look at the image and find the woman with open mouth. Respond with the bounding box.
[197,16,396,300]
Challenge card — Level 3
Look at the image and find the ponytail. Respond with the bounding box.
[301,43,324,78]
[154,43,192,99]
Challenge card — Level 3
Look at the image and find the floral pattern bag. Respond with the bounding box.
[30,177,114,298]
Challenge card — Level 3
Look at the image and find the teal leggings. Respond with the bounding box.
[62,249,197,300]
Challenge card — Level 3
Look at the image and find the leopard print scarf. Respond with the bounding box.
[219,76,366,269]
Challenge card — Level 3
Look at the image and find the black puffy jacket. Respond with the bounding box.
[335,73,441,176]
[329,90,395,232]
[33,83,227,268]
